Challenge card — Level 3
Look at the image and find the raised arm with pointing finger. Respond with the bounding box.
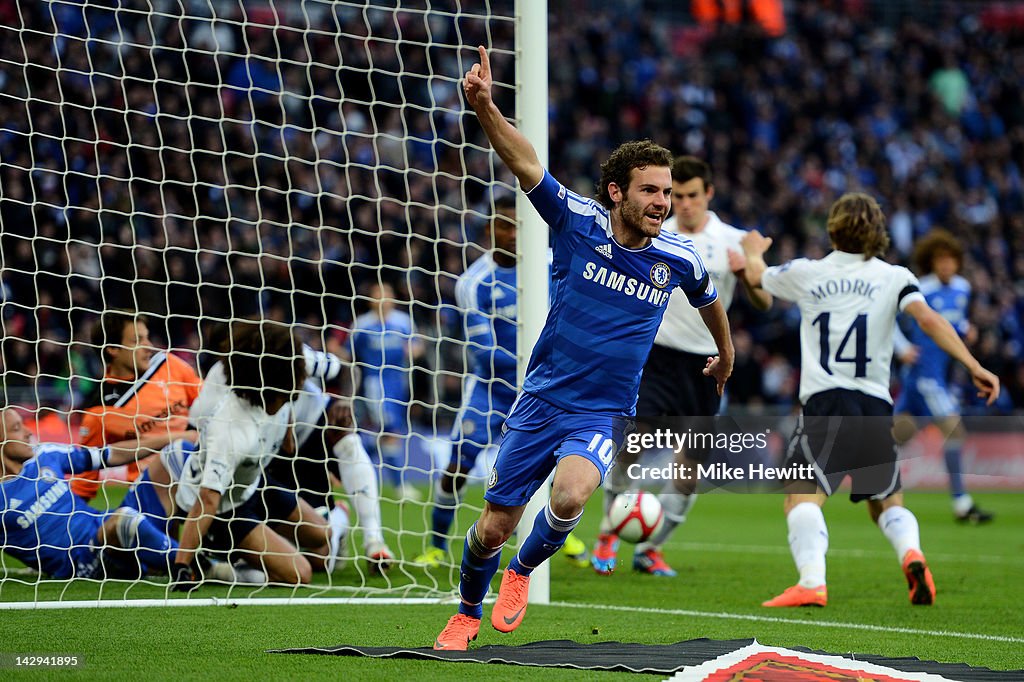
[434,46,731,651]
[463,46,543,190]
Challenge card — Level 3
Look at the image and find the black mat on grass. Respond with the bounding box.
[269,638,1023,679]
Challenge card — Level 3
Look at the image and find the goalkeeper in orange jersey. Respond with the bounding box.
[72,310,201,500]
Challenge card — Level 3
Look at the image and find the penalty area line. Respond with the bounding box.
[551,600,1024,644]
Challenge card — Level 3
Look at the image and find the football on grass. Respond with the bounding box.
[608,491,665,543]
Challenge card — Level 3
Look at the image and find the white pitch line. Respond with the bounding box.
[670,542,1024,565]
[551,601,1024,644]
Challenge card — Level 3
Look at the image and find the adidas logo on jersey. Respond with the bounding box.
[595,243,613,259]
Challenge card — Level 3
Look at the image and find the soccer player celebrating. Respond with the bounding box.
[593,156,772,577]
[893,229,993,523]
[1,406,192,579]
[348,282,425,502]
[739,193,999,608]
[72,310,202,500]
[433,47,733,650]
[415,197,588,569]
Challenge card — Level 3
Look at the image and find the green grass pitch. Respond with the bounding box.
[2,488,1022,680]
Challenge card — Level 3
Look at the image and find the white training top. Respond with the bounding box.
[654,212,746,355]
[761,251,925,405]
[175,362,291,513]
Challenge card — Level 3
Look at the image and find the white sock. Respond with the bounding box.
[233,563,269,585]
[877,506,920,562]
[787,502,828,588]
[334,433,384,545]
[952,494,974,516]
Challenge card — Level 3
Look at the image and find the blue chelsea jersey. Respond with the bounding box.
[519,171,717,415]
[455,253,519,387]
[1,445,107,578]
[903,274,971,381]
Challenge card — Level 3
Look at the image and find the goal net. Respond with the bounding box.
[0,0,522,606]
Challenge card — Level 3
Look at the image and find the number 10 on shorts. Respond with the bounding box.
[586,433,617,466]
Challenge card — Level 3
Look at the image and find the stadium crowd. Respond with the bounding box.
[0,0,1021,423]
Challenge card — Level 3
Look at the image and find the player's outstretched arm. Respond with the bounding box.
[892,325,920,365]
[698,299,734,396]
[463,45,543,190]
[173,487,222,580]
[739,230,773,289]
[904,300,1000,405]
[727,248,772,310]
[103,430,198,468]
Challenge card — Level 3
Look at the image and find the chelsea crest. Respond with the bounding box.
[650,262,671,288]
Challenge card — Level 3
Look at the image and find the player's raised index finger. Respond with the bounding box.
[477,45,490,75]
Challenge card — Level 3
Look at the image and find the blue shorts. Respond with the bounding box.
[204,477,299,556]
[484,392,633,507]
[894,376,959,417]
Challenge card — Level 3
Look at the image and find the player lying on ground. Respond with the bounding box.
[128,340,371,584]
[433,46,732,651]
[169,322,345,589]
[1,406,193,579]
[739,192,999,608]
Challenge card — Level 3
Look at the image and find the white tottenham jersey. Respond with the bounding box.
[761,251,925,405]
[654,212,745,354]
[291,379,331,450]
[175,362,291,513]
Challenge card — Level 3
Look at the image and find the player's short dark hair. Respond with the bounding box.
[222,320,307,409]
[671,156,712,189]
[913,228,963,274]
[826,192,890,260]
[596,140,673,209]
[92,309,148,364]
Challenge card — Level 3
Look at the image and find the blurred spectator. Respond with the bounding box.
[0,0,1019,421]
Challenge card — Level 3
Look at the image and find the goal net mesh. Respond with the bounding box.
[0,0,517,604]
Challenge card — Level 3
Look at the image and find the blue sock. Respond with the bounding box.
[508,505,582,577]
[120,511,178,572]
[457,523,503,619]
[430,482,459,551]
[944,443,966,498]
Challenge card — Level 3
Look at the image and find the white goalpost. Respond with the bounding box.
[0,0,550,608]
